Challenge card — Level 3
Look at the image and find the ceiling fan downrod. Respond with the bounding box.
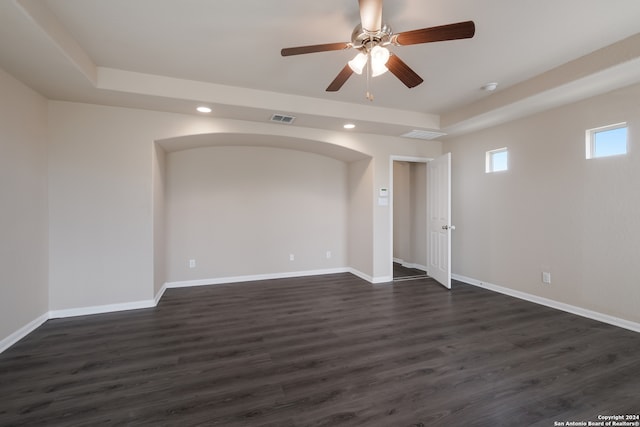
[366,35,374,101]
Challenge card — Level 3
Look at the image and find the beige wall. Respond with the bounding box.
[153,143,166,295]
[48,103,158,310]
[445,82,640,324]
[0,68,49,345]
[165,146,348,282]
[348,158,374,278]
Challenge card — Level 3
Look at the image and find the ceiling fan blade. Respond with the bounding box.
[386,54,424,88]
[394,21,475,46]
[281,42,350,56]
[358,0,383,32]
[326,64,354,92]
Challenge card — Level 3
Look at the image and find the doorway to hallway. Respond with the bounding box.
[391,159,428,281]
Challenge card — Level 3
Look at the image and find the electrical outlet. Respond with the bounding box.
[189,259,196,268]
[326,251,332,259]
[542,272,551,284]
[289,254,295,261]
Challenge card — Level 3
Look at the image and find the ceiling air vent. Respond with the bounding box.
[270,114,296,124]
[401,129,447,140]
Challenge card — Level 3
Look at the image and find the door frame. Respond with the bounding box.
[389,156,432,280]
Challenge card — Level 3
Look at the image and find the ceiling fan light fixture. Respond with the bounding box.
[370,45,390,64]
[348,52,368,74]
[370,45,390,77]
[371,63,388,77]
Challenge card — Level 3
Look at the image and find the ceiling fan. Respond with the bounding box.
[281,0,475,97]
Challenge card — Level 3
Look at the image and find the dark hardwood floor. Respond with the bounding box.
[1,273,639,426]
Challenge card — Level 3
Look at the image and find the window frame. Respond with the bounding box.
[485,147,509,173]
[585,122,628,159]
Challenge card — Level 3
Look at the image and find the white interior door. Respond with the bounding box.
[427,152,452,289]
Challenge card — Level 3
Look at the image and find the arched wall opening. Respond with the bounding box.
[153,132,373,289]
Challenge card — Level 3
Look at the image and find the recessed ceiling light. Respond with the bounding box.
[482,82,498,92]
[343,123,356,129]
[196,106,212,113]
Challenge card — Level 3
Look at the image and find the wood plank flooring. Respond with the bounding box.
[1,273,639,426]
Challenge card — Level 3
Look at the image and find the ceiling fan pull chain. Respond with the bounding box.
[366,53,374,101]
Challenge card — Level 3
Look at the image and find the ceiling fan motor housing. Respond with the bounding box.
[351,23,392,51]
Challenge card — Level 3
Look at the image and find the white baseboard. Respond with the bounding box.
[0,313,49,354]
[49,299,156,319]
[154,283,167,305]
[165,267,351,289]
[452,273,640,334]
[404,262,428,272]
[166,268,395,288]
[347,268,393,284]
[348,268,374,283]
[372,275,394,284]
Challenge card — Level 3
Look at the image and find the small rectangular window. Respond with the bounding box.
[486,148,508,173]
[586,123,627,159]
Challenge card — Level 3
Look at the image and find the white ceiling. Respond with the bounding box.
[2,0,640,138]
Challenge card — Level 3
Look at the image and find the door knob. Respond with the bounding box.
[442,225,456,230]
